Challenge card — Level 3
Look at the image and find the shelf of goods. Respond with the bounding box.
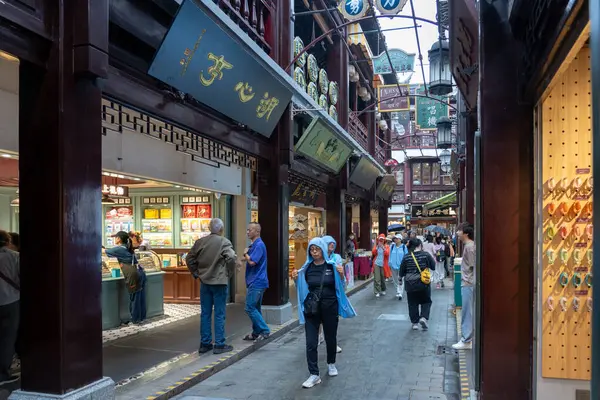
[540,46,593,380]
[101,250,165,329]
[104,206,134,247]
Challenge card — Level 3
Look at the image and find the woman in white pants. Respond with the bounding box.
[432,236,446,288]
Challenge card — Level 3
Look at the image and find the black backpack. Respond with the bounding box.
[436,248,447,262]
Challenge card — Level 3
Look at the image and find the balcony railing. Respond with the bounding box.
[214,0,272,54]
[375,144,386,167]
[349,111,368,151]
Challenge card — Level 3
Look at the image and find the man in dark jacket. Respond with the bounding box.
[186,218,238,355]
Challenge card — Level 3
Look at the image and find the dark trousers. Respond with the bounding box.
[130,269,147,323]
[407,286,432,323]
[0,301,19,379]
[304,297,338,376]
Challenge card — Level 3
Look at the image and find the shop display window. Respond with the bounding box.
[141,196,174,248]
[180,195,212,247]
[104,203,134,247]
[101,250,161,278]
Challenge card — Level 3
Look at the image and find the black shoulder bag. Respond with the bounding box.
[0,270,20,291]
[303,264,327,317]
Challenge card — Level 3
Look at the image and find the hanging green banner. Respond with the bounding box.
[415,87,448,131]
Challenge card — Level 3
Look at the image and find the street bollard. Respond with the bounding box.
[454,257,462,308]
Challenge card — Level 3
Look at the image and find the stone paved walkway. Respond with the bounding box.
[174,282,460,400]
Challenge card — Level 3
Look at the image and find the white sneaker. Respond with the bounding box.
[398,294,403,301]
[412,324,420,330]
[302,374,322,388]
[336,345,342,353]
[328,364,338,377]
[381,291,387,295]
[452,339,473,350]
[419,317,429,330]
[375,293,381,298]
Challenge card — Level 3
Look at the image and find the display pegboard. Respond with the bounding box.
[541,46,593,380]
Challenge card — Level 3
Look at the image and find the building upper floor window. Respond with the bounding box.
[412,162,453,186]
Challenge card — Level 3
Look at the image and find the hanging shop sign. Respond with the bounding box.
[449,0,479,110]
[148,0,292,138]
[378,84,410,112]
[375,0,409,15]
[338,0,369,21]
[294,117,352,173]
[372,49,416,74]
[349,156,381,190]
[375,174,397,200]
[412,205,456,218]
[102,184,129,198]
[290,182,319,207]
[391,110,410,145]
[415,87,448,131]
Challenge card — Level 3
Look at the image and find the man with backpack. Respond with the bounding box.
[186,218,238,355]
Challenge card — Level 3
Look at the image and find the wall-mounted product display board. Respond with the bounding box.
[541,46,593,380]
[141,196,174,247]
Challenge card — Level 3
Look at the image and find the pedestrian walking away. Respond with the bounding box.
[322,235,344,353]
[186,218,238,355]
[453,222,476,350]
[242,222,270,342]
[399,237,435,331]
[292,238,356,389]
[371,234,390,297]
[0,230,19,386]
[389,234,407,300]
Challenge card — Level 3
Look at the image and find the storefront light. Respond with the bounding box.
[439,149,451,172]
[436,116,452,149]
[428,39,452,96]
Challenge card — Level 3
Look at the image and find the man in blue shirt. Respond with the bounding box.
[242,223,270,341]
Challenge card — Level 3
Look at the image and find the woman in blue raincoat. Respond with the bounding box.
[322,235,345,353]
[292,238,356,389]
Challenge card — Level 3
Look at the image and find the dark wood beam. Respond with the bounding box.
[109,0,168,49]
[104,66,273,159]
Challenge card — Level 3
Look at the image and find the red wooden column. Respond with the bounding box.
[15,0,111,397]
[478,1,534,398]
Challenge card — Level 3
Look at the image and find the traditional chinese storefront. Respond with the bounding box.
[409,205,457,236]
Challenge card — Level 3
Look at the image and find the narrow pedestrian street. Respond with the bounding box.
[173,283,460,400]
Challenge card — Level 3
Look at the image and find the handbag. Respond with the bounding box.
[303,264,327,317]
[411,252,431,285]
[0,269,20,291]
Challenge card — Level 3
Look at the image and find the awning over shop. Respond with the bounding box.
[423,192,457,212]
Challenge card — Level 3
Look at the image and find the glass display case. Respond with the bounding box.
[180,196,212,247]
[101,250,162,279]
[141,196,173,248]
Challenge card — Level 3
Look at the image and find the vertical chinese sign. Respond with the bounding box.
[147,0,292,138]
[415,87,448,131]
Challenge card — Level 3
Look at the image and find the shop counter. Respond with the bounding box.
[101,271,165,330]
[162,266,201,304]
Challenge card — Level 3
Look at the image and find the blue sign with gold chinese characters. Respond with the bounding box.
[148,0,292,138]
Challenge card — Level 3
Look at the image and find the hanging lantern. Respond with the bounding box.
[428,40,452,96]
[378,120,388,131]
[436,116,452,149]
[363,92,371,102]
[348,64,356,77]
[376,112,382,121]
[439,149,451,172]
[350,71,360,82]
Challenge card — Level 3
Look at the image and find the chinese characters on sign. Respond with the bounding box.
[372,49,415,74]
[148,0,292,137]
[102,185,129,197]
[295,117,353,173]
[411,205,455,218]
[415,87,448,130]
[375,174,397,200]
[338,0,369,21]
[375,0,408,15]
[449,0,478,110]
[291,183,320,206]
[378,84,410,112]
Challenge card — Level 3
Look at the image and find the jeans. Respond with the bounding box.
[305,297,339,375]
[406,286,432,323]
[391,268,404,295]
[200,283,228,346]
[461,285,474,342]
[245,287,270,336]
[373,266,386,294]
[130,268,147,323]
[0,301,19,379]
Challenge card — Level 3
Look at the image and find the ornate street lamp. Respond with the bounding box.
[428,40,452,96]
[439,149,451,173]
[436,116,452,149]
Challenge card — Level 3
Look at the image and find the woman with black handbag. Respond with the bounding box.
[291,237,356,389]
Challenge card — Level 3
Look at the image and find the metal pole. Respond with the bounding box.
[409,0,429,94]
[348,25,421,35]
[589,0,600,397]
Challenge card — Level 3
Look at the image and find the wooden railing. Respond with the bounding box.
[375,144,386,167]
[214,0,273,54]
[348,111,368,152]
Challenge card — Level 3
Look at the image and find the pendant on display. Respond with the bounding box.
[573,177,583,192]
[587,297,593,312]
[546,249,556,263]
[585,273,593,287]
[547,202,556,216]
[547,296,555,311]
[583,203,593,218]
[547,177,556,192]
[584,177,593,192]
[559,225,569,240]
[559,272,570,287]
[572,296,580,312]
[572,272,583,288]
[558,177,569,193]
[573,225,582,240]
[586,224,593,240]
[546,225,556,240]
[559,202,569,216]
[573,248,582,264]
[572,201,582,216]
[587,249,594,264]
[559,297,568,312]
[559,248,569,264]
